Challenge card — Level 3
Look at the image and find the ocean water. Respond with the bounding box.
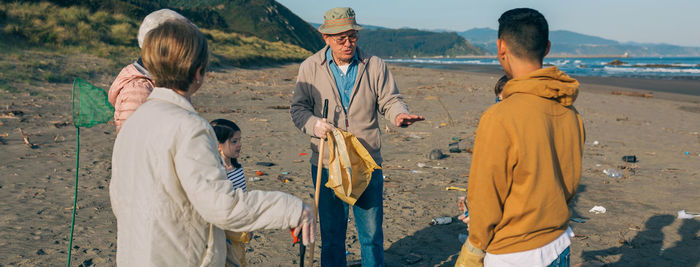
[385,57,700,79]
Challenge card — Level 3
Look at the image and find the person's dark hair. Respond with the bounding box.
[210,119,242,169]
[498,8,549,62]
[494,75,509,97]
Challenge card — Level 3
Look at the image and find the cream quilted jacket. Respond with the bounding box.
[111,87,303,266]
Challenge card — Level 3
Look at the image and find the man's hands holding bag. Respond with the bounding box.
[313,119,334,138]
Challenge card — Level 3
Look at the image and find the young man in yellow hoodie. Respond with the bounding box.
[456,8,585,267]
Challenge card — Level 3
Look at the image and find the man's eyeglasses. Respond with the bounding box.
[329,32,358,44]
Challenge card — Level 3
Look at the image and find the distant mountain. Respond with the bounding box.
[459,28,496,44]
[458,28,700,57]
[309,22,386,31]
[458,28,498,55]
[357,28,483,57]
[459,28,619,47]
[551,30,618,45]
[306,23,483,57]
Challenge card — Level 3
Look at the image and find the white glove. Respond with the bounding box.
[292,203,316,246]
[313,119,334,138]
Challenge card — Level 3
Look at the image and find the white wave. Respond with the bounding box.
[602,62,631,66]
[546,59,571,66]
[384,58,499,65]
[631,63,698,68]
[603,66,700,74]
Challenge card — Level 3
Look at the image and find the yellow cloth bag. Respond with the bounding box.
[225,231,250,267]
[454,240,485,267]
[325,128,381,206]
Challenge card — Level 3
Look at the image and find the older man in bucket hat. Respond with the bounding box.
[291,7,424,267]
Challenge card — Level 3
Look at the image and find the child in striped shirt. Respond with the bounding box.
[210,118,249,267]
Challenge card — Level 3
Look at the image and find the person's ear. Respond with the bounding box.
[497,39,507,60]
[194,66,204,84]
[322,34,332,46]
[544,41,551,57]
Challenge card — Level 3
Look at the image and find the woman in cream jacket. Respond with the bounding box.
[110,20,314,266]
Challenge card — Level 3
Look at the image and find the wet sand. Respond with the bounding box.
[1,63,699,266]
[396,62,700,103]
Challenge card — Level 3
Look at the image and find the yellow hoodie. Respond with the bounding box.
[467,66,585,254]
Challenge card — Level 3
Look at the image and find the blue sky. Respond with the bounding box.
[277,0,700,47]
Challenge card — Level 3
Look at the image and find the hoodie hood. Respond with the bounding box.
[108,62,152,106]
[502,66,579,106]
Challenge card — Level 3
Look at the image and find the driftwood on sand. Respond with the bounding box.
[611,90,653,98]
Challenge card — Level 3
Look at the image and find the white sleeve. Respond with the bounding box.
[174,119,303,232]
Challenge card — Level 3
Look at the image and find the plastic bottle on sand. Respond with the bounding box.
[603,168,622,178]
[430,216,452,225]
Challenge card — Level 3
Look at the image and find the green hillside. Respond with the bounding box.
[6,0,324,52]
[358,28,484,58]
[0,1,314,92]
[213,0,324,53]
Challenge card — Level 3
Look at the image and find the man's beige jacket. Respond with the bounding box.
[291,46,409,166]
[111,87,303,266]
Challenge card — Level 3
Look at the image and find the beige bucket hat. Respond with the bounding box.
[318,7,363,34]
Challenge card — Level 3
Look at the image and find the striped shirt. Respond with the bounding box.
[226,167,247,192]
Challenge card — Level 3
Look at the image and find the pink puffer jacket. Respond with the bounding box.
[108,63,155,132]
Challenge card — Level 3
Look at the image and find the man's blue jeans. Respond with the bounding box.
[311,165,384,267]
[547,246,570,267]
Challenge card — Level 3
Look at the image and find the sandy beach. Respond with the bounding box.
[1,63,699,266]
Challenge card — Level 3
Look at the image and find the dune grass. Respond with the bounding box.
[0,1,311,93]
[205,29,312,66]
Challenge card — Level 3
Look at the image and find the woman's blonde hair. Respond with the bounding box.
[142,20,209,92]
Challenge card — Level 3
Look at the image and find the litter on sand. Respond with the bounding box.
[416,162,448,169]
[277,175,290,183]
[408,134,423,139]
[429,149,445,160]
[449,142,461,153]
[445,186,467,192]
[677,210,700,219]
[603,168,622,178]
[589,206,607,214]
[430,216,452,225]
[622,155,638,163]
[570,217,586,223]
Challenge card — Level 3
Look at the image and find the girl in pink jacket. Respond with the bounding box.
[107,9,187,132]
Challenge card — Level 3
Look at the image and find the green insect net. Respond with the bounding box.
[72,77,114,128]
[68,78,114,266]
